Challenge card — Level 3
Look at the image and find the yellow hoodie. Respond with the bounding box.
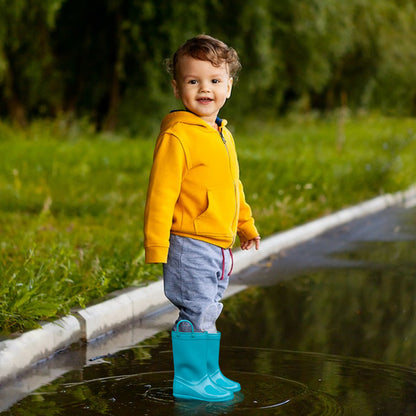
[144,111,258,263]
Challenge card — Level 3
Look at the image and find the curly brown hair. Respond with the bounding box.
[166,34,242,81]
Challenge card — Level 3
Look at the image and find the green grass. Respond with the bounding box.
[235,113,416,234]
[1,113,415,334]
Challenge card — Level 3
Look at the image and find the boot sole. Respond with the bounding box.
[173,392,234,402]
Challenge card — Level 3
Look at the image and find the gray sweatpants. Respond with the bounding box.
[163,234,233,333]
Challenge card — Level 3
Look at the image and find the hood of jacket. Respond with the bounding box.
[160,110,227,133]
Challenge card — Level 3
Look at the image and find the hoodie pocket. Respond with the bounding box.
[193,186,235,237]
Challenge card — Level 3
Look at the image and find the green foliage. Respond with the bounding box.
[236,114,416,235]
[0,121,161,333]
[0,114,415,334]
[0,0,64,124]
[0,1,416,130]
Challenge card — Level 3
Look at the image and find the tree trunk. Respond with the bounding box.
[4,57,27,127]
[103,12,124,132]
[336,90,348,152]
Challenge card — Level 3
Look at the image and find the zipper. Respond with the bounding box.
[219,127,238,247]
[219,129,226,144]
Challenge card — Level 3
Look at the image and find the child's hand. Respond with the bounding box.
[240,236,261,250]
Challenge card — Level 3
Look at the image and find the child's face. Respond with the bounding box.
[172,55,233,127]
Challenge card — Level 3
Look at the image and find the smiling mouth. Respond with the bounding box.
[197,97,213,104]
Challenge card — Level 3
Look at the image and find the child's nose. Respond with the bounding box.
[199,81,211,92]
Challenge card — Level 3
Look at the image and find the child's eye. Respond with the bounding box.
[188,80,198,85]
[212,79,220,84]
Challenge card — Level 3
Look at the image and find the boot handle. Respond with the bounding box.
[175,319,194,333]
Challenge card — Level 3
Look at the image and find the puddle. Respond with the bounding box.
[3,341,416,415]
[2,204,416,415]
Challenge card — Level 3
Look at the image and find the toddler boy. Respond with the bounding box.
[144,34,260,402]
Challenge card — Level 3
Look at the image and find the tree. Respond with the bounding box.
[1,0,415,130]
[0,0,64,126]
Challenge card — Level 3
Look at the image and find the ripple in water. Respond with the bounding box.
[7,342,416,415]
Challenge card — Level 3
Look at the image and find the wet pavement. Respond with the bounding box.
[1,201,416,415]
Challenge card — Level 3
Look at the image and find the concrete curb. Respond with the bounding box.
[0,316,80,382]
[74,282,167,341]
[1,186,416,384]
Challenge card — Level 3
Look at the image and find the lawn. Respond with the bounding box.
[0,113,415,334]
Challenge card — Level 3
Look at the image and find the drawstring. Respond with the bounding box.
[220,248,234,280]
[221,249,225,280]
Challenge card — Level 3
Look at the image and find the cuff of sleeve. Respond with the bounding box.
[145,246,169,264]
[237,225,260,242]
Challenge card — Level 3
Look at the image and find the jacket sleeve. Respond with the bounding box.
[144,133,187,263]
[236,180,259,242]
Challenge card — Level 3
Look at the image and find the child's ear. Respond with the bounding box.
[171,79,180,99]
[226,77,233,99]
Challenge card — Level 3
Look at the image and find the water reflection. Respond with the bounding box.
[221,239,416,367]
[221,260,416,366]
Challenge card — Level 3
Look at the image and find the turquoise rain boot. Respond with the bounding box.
[207,332,241,392]
[171,320,234,402]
